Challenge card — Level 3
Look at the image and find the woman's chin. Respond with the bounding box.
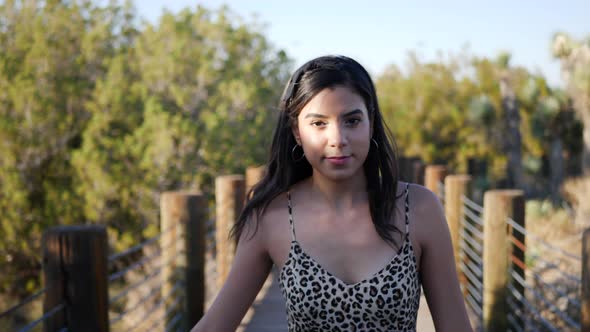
[315,165,364,182]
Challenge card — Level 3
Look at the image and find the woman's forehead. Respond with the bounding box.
[299,86,368,117]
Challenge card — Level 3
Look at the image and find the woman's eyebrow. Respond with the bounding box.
[304,109,364,119]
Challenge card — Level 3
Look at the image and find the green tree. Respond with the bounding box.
[376,50,575,197]
[0,0,121,296]
[552,33,590,174]
[0,1,291,303]
[72,5,291,249]
[552,32,590,226]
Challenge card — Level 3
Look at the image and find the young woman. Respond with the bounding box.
[191,55,472,331]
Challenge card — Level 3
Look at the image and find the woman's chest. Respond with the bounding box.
[278,238,422,331]
[269,212,405,284]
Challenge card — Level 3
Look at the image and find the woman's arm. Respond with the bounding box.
[414,186,473,332]
[191,215,273,332]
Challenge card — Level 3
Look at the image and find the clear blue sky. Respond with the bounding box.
[137,0,589,87]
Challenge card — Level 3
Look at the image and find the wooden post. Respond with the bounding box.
[215,175,245,288]
[399,156,411,183]
[483,190,525,331]
[245,165,265,199]
[161,192,205,330]
[424,165,447,199]
[444,175,471,282]
[411,157,425,185]
[160,192,181,329]
[42,225,109,332]
[583,228,590,331]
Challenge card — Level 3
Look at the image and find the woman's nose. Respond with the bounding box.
[328,124,348,147]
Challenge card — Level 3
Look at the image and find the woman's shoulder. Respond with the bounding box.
[405,182,448,245]
[247,190,290,234]
[256,179,313,235]
[405,182,442,209]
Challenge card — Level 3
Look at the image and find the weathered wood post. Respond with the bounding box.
[582,228,590,331]
[160,192,183,329]
[482,190,525,331]
[245,165,266,199]
[42,225,109,332]
[424,165,447,199]
[161,192,207,330]
[398,156,411,183]
[398,157,423,184]
[215,175,245,288]
[444,175,472,291]
[411,157,425,185]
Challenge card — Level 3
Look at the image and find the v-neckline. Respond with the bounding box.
[281,183,411,288]
[283,236,408,288]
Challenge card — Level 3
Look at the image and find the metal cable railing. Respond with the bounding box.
[506,217,581,260]
[507,283,558,331]
[109,271,162,326]
[107,222,188,330]
[108,234,179,283]
[168,312,184,331]
[142,297,183,332]
[1,200,216,331]
[0,287,48,321]
[0,286,68,332]
[506,216,581,331]
[108,222,178,269]
[462,195,484,214]
[108,251,177,306]
[0,226,185,331]
[459,194,485,327]
[511,269,580,330]
[16,303,66,332]
[126,281,183,331]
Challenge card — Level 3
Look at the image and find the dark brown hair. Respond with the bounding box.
[230,55,402,248]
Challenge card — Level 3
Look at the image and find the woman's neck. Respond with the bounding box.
[307,171,368,212]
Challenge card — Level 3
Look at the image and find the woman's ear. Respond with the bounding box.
[291,124,301,145]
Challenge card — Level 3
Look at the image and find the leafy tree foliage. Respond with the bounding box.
[0,1,291,298]
[376,50,582,194]
[553,33,590,174]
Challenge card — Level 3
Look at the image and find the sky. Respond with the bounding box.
[136,0,589,87]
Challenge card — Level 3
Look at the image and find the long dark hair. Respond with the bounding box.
[230,55,402,248]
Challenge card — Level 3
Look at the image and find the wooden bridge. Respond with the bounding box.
[1,163,586,331]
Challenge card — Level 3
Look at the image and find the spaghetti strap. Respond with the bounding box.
[286,191,296,241]
[404,182,411,234]
[278,182,421,331]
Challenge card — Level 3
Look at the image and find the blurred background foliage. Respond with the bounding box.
[0,0,291,298]
[0,0,588,313]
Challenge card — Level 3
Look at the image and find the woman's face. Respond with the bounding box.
[292,85,372,181]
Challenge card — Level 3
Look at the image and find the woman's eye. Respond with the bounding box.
[311,121,325,127]
[346,118,361,126]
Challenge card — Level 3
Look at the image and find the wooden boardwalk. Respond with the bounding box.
[238,268,436,332]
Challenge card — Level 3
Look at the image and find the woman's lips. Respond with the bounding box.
[326,156,350,165]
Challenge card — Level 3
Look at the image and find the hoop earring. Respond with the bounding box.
[371,138,379,150]
[291,144,306,162]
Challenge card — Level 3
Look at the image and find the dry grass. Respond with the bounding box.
[562,176,590,227]
[523,198,583,331]
[0,293,43,332]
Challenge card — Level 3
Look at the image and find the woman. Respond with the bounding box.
[191,55,472,331]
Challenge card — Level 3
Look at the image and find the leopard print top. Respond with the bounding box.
[278,183,421,331]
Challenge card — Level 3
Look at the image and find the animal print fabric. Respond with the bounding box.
[278,183,421,331]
